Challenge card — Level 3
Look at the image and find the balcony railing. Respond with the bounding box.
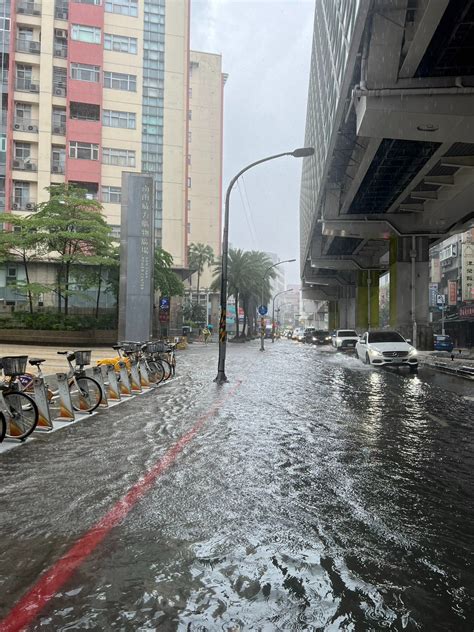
[52,122,66,135]
[53,42,67,58]
[16,39,41,54]
[51,162,65,174]
[13,118,39,133]
[12,199,35,211]
[54,5,68,19]
[12,158,37,171]
[15,78,39,93]
[17,1,42,16]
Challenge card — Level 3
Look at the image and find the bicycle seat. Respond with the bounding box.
[29,358,46,366]
[112,345,122,351]
[57,351,69,355]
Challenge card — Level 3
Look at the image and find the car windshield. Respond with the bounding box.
[314,330,329,336]
[368,332,405,343]
[338,330,357,337]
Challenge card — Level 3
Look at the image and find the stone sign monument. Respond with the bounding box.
[118,172,155,342]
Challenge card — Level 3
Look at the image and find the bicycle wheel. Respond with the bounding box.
[0,412,6,443]
[146,361,163,384]
[158,358,172,381]
[4,391,39,441]
[69,376,102,413]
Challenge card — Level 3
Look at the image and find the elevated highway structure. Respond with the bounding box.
[300,0,474,346]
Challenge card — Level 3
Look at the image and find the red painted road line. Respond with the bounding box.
[0,381,242,632]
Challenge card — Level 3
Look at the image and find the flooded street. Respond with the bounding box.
[1,341,473,630]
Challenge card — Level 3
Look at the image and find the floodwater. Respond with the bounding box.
[0,341,473,630]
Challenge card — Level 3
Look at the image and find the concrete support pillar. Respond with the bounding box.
[356,270,380,331]
[338,285,356,329]
[389,236,432,349]
[328,301,339,331]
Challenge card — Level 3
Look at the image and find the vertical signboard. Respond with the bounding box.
[461,243,474,302]
[448,280,457,306]
[428,283,438,307]
[118,173,155,342]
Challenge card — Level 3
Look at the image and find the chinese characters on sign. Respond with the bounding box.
[461,243,474,302]
[139,183,152,293]
[448,280,457,306]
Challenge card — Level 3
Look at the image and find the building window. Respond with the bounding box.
[0,17,11,31]
[187,154,191,166]
[14,142,31,160]
[13,181,30,205]
[187,200,191,211]
[74,0,101,5]
[188,110,192,120]
[188,131,192,143]
[71,63,100,82]
[105,0,138,16]
[104,33,137,54]
[187,177,191,188]
[188,87,192,98]
[70,102,100,121]
[15,103,32,120]
[71,24,101,44]
[102,186,122,204]
[102,147,135,167]
[187,222,191,234]
[0,136,6,152]
[103,109,136,129]
[69,141,99,160]
[104,72,136,91]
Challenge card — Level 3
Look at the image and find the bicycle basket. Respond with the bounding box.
[74,350,92,366]
[144,342,163,353]
[1,356,28,376]
[121,341,141,354]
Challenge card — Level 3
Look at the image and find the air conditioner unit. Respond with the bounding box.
[27,124,37,132]
[56,10,68,19]
[25,202,34,210]
[12,203,19,210]
[13,159,21,168]
[25,162,34,170]
[53,125,63,134]
[18,7,25,13]
[29,84,39,92]
[55,87,65,96]
[52,165,61,173]
[14,123,21,130]
[29,42,41,53]
[33,9,41,15]
[55,29,68,39]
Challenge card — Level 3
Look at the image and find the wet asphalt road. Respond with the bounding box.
[0,340,473,631]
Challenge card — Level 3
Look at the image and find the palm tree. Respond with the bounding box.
[212,249,275,338]
[188,242,214,301]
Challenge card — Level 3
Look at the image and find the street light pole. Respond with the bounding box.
[272,289,293,342]
[260,258,296,352]
[214,147,314,384]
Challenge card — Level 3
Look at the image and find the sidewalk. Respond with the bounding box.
[418,349,474,379]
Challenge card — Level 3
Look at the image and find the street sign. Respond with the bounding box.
[258,305,268,316]
[436,294,446,305]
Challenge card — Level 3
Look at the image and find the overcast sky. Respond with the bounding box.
[191,0,315,285]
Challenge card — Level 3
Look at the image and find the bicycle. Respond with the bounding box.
[0,356,39,441]
[22,350,102,414]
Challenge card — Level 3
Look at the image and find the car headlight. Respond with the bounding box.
[325,336,331,341]
[408,348,418,357]
[369,348,383,357]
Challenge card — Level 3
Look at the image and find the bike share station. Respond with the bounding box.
[0,174,177,455]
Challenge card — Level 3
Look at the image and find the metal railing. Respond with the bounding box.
[17,1,42,15]
[12,158,38,172]
[51,162,65,174]
[54,5,68,19]
[16,39,41,54]
[13,118,39,133]
[51,122,66,135]
[15,78,40,93]
[53,42,67,58]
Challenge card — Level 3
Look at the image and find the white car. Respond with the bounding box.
[292,327,305,341]
[332,329,359,351]
[356,330,418,372]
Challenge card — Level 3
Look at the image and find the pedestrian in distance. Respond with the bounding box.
[202,327,211,343]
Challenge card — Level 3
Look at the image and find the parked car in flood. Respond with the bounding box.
[433,334,454,352]
[311,330,332,345]
[332,329,359,351]
[356,330,418,373]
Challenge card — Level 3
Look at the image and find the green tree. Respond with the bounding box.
[0,212,50,313]
[188,242,214,300]
[154,247,184,297]
[34,184,114,315]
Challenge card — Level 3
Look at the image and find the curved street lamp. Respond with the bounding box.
[214,147,314,384]
[260,259,296,351]
[272,289,293,342]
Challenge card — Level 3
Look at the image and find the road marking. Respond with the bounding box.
[0,380,242,632]
[426,412,448,427]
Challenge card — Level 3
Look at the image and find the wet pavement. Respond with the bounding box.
[0,340,473,630]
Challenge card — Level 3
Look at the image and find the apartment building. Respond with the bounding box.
[187,50,225,289]
[0,0,191,259]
